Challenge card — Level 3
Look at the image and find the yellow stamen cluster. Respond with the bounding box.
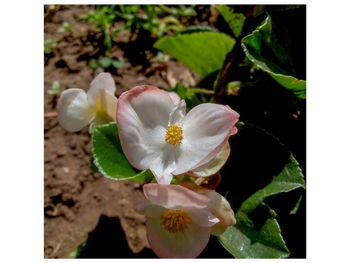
[165,124,183,147]
[160,209,192,233]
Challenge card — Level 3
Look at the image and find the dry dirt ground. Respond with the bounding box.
[44,5,201,258]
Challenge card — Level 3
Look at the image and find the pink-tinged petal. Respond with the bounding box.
[168,99,186,125]
[143,184,210,209]
[135,202,166,217]
[146,216,211,258]
[185,208,219,227]
[167,91,181,104]
[117,85,176,170]
[57,89,94,132]
[87,72,116,106]
[204,190,236,236]
[174,103,239,175]
[100,90,117,121]
[191,141,231,177]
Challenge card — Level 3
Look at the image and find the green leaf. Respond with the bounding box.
[112,59,123,69]
[154,32,235,77]
[89,59,99,69]
[218,154,305,258]
[44,39,57,54]
[171,84,201,110]
[99,57,113,68]
[48,81,60,95]
[216,5,246,38]
[92,123,154,182]
[90,155,99,173]
[179,25,218,34]
[238,154,305,214]
[218,203,289,258]
[241,15,306,99]
[129,169,155,182]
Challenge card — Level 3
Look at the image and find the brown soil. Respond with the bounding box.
[44,5,200,258]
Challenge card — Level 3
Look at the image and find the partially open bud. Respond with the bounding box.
[180,181,236,236]
[57,72,117,132]
[204,190,236,235]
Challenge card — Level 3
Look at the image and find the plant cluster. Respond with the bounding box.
[80,5,197,53]
[53,5,306,258]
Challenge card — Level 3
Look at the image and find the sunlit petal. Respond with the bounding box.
[150,144,176,184]
[168,99,186,125]
[57,89,94,132]
[87,72,116,106]
[174,103,239,175]
[143,183,210,209]
[167,91,181,104]
[191,142,231,177]
[117,85,176,170]
[100,90,118,121]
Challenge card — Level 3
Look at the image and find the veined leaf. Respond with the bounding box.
[242,14,306,99]
[154,32,235,77]
[218,153,305,258]
[218,203,289,258]
[238,154,305,214]
[92,123,154,182]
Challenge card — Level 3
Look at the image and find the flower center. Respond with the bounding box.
[160,209,192,233]
[165,124,183,147]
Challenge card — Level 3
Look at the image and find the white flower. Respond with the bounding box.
[135,183,220,258]
[57,72,117,132]
[117,85,239,184]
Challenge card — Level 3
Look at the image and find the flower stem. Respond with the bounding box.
[190,88,215,95]
[44,112,58,118]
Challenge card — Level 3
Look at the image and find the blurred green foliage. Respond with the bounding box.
[48,81,60,96]
[216,5,246,38]
[89,56,124,75]
[57,21,73,33]
[80,5,121,52]
[44,39,57,55]
[80,5,197,53]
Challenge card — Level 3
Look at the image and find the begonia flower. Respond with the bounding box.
[57,72,117,132]
[117,85,239,184]
[135,183,221,258]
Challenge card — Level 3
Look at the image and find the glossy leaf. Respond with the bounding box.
[216,5,246,38]
[238,154,305,214]
[242,15,306,99]
[218,203,289,258]
[218,154,305,258]
[92,123,154,182]
[154,31,235,77]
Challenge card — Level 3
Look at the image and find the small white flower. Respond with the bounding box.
[57,72,117,132]
[117,85,240,184]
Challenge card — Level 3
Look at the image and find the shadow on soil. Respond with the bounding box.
[77,215,233,258]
